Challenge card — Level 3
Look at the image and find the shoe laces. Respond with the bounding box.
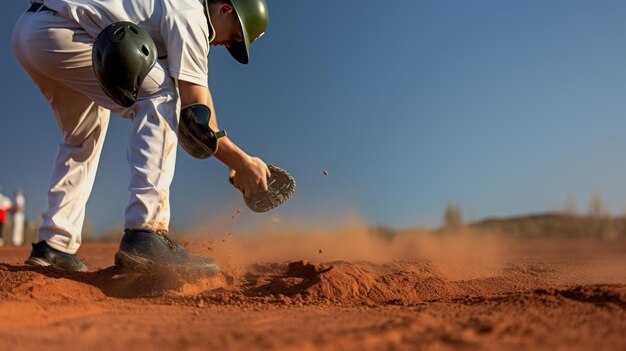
[157,231,177,249]
[125,228,179,250]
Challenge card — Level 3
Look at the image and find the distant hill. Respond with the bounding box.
[470,213,626,239]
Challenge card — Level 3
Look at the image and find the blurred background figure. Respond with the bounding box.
[12,189,25,246]
[0,186,13,246]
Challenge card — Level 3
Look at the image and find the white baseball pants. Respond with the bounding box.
[12,10,180,254]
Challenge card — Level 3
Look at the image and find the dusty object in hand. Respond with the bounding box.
[230,164,296,213]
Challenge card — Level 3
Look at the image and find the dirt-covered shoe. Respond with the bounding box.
[114,229,219,274]
[25,241,88,272]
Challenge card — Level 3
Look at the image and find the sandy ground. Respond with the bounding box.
[0,233,625,351]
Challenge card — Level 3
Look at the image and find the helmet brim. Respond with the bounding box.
[226,15,250,64]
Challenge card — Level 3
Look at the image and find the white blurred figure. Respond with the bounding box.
[12,190,25,246]
[0,187,13,246]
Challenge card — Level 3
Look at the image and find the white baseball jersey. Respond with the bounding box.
[43,0,216,87]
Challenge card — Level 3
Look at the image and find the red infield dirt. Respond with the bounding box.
[0,229,625,351]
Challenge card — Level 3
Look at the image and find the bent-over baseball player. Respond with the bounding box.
[12,0,271,272]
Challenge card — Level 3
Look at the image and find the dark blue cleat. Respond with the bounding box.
[114,229,219,274]
[25,241,88,272]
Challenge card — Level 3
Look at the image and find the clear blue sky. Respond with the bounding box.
[2,1,626,234]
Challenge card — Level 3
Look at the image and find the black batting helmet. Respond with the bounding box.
[92,22,157,107]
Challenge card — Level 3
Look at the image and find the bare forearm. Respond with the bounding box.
[213,136,252,171]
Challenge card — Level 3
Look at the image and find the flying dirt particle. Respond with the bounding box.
[319,249,323,254]
[323,170,329,176]
[231,208,242,224]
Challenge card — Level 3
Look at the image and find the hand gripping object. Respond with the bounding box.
[230,164,296,213]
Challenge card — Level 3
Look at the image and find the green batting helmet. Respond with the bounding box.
[227,0,269,64]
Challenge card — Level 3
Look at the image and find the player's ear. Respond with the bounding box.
[219,3,235,15]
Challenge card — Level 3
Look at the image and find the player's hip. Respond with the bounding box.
[13,10,90,74]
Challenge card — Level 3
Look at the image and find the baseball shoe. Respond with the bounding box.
[25,241,88,272]
[114,229,219,274]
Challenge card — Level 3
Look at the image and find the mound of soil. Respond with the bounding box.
[213,260,556,307]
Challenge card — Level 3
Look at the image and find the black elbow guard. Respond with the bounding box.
[178,104,227,159]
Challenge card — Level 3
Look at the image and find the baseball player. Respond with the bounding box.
[12,0,270,272]
[0,188,13,247]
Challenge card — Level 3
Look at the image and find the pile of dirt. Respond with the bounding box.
[0,264,220,301]
[0,265,105,303]
[196,260,557,306]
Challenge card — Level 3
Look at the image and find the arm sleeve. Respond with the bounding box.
[161,10,210,87]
